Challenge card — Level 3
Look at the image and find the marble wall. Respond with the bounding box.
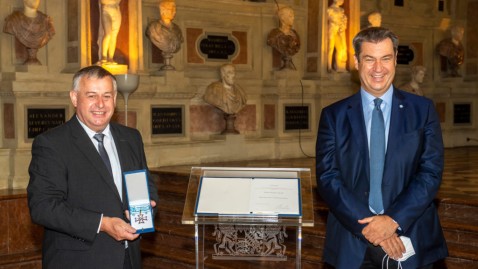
[0,0,476,189]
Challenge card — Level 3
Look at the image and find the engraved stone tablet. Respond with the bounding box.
[199,34,236,60]
[284,105,309,131]
[397,45,414,65]
[151,106,183,135]
[27,108,66,139]
[453,103,471,124]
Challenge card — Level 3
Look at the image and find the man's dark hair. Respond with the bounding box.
[352,27,399,61]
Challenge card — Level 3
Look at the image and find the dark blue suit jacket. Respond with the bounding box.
[316,88,448,268]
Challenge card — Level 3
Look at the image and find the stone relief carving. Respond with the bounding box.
[212,225,288,259]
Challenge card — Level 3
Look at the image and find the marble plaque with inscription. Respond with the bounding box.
[27,108,66,139]
[397,45,414,65]
[199,34,236,60]
[284,105,309,131]
[152,107,183,135]
[453,103,471,124]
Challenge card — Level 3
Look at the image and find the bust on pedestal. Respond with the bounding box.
[267,6,300,70]
[367,12,382,28]
[399,65,426,96]
[3,0,55,65]
[145,0,184,71]
[436,25,465,78]
[203,64,247,134]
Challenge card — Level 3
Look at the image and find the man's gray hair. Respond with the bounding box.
[72,65,117,92]
[352,27,399,61]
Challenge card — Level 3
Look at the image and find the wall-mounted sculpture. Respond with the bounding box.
[327,0,347,72]
[399,65,426,96]
[368,11,382,27]
[436,25,465,77]
[145,0,184,70]
[97,0,122,64]
[267,6,300,70]
[203,64,247,134]
[3,0,55,65]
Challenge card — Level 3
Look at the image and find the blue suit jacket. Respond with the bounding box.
[316,88,448,268]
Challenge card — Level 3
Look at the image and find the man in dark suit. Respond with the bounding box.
[316,27,448,268]
[27,66,159,269]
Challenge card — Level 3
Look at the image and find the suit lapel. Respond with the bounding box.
[385,88,406,163]
[110,124,131,207]
[382,89,407,205]
[347,92,368,151]
[346,93,370,184]
[68,117,122,202]
[110,124,129,173]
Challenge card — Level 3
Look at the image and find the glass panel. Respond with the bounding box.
[182,167,314,227]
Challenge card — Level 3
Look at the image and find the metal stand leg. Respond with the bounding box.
[296,226,302,269]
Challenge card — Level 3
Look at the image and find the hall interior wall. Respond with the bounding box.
[0,0,476,189]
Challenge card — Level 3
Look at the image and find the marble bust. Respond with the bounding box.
[436,25,465,77]
[145,0,184,70]
[400,65,426,96]
[327,0,348,72]
[368,12,382,27]
[3,0,55,65]
[203,64,247,115]
[98,0,122,64]
[267,6,301,70]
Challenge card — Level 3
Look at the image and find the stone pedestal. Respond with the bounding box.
[221,114,239,134]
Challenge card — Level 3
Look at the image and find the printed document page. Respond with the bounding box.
[195,177,300,216]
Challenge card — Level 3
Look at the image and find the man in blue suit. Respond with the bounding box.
[316,27,448,268]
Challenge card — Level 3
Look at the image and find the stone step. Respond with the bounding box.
[437,200,478,223]
[0,251,42,268]
[441,216,478,247]
[155,172,189,196]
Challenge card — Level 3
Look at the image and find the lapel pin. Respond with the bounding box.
[399,104,404,109]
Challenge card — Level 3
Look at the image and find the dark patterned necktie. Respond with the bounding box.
[93,133,113,176]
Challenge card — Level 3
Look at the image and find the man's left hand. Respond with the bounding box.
[358,215,399,245]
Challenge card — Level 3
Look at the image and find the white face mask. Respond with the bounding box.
[381,236,416,269]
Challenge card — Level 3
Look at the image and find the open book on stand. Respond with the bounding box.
[194,176,301,217]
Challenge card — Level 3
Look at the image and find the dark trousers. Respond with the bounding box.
[124,248,132,269]
[360,244,433,269]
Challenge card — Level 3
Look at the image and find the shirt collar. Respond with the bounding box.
[76,115,111,138]
[360,85,394,108]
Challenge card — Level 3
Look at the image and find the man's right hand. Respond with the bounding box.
[379,234,405,261]
[100,216,139,241]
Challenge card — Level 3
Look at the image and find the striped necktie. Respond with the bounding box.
[93,133,113,176]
